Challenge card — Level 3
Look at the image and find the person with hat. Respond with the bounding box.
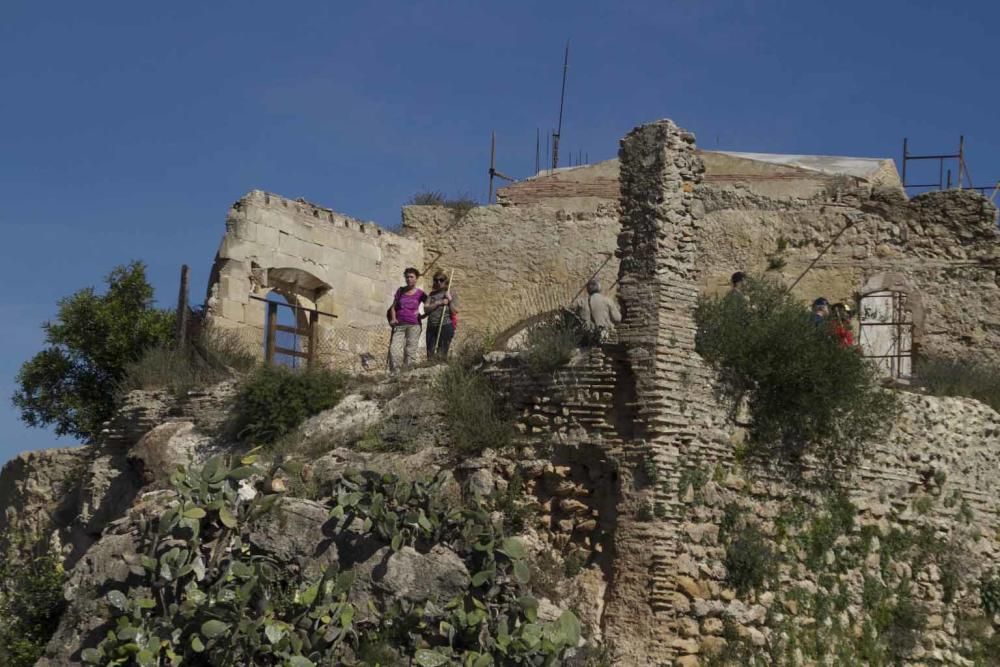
[811,297,830,328]
[423,270,459,360]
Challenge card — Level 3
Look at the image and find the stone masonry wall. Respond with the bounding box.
[695,186,1000,364]
[604,120,733,664]
[205,190,424,367]
[401,203,620,342]
[594,120,1000,665]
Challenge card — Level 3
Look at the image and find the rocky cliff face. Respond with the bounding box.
[2,367,606,666]
[4,352,999,666]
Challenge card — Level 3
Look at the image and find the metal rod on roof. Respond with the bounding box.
[545,130,551,174]
[552,41,569,170]
[957,136,964,190]
[489,131,496,203]
[901,137,907,186]
[535,128,540,175]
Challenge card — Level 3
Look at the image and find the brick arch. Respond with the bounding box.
[486,283,580,336]
[492,309,566,350]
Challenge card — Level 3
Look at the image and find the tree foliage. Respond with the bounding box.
[695,278,896,474]
[0,537,66,667]
[12,262,175,441]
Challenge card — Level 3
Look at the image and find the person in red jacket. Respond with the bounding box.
[830,303,855,347]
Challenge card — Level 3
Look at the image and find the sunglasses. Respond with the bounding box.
[433,278,447,284]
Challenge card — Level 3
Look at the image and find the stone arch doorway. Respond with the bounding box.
[858,273,923,382]
[254,267,337,368]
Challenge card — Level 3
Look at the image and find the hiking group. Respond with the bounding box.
[385,269,623,373]
[729,271,857,348]
[387,267,459,372]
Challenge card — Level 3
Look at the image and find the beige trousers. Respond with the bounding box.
[389,324,422,372]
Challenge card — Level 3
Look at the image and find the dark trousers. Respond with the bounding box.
[426,320,455,359]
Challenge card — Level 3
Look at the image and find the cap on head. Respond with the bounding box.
[832,302,853,317]
[586,278,601,294]
[812,297,829,308]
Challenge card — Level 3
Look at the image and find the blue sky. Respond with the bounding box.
[2,0,998,463]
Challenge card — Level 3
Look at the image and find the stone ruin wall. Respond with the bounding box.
[204,145,997,373]
[206,191,624,369]
[492,149,999,366]
[694,181,1000,365]
[485,121,1000,665]
[401,201,621,343]
[205,190,424,370]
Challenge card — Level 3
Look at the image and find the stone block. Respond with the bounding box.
[219,299,246,322]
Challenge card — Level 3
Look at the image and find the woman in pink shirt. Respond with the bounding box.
[388,267,426,371]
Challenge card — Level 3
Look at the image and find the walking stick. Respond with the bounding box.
[433,269,455,356]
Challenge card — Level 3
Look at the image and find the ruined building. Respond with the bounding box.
[3,119,999,665]
[198,120,1000,663]
[206,127,999,377]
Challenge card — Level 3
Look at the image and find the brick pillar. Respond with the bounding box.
[602,120,719,664]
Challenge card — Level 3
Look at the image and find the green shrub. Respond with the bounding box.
[521,312,586,375]
[233,365,348,446]
[724,523,776,595]
[695,278,896,474]
[119,328,258,397]
[800,490,855,569]
[408,190,447,205]
[915,355,1000,412]
[884,593,927,657]
[981,570,1000,616]
[0,538,67,667]
[436,362,514,454]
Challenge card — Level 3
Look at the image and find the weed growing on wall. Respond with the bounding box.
[707,473,999,666]
[915,355,1000,412]
[120,327,258,398]
[981,570,1000,616]
[521,311,589,376]
[695,278,896,476]
[0,537,66,667]
[723,523,776,595]
[233,365,348,446]
[436,361,514,454]
[407,191,478,219]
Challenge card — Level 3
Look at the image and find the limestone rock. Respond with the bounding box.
[127,421,212,486]
[0,445,91,553]
[249,498,339,575]
[298,393,382,447]
[363,545,470,606]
